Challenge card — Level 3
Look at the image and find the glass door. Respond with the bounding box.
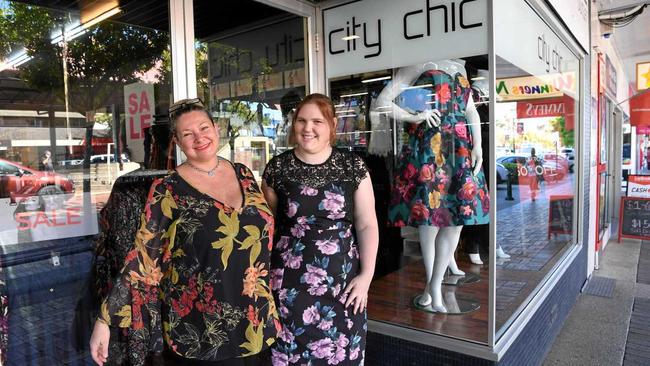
[596,53,611,253]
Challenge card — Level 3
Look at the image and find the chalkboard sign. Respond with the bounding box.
[618,197,650,241]
[547,195,574,239]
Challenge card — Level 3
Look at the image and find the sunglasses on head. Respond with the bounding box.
[168,98,205,118]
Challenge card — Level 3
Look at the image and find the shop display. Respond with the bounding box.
[381,60,489,313]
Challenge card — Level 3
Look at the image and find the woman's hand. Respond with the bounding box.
[89,320,110,365]
[343,272,373,315]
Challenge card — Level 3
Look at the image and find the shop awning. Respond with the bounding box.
[630,89,650,126]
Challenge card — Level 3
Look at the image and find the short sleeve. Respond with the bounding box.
[262,155,280,191]
[99,177,174,329]
[351,153,368,190]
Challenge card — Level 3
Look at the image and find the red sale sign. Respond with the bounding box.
[124,82,155,162]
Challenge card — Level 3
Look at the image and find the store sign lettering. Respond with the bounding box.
[524,101,565,116]
[211,34,304,80]
[15,207,82,230]
[496,73,576,101]
[127,90,152,139]
[328,17,381,58]
[497,82,559,96]
[403,0,482,39]
[124,82,155,162]
[328,0,483,59]
[538,34,563,73]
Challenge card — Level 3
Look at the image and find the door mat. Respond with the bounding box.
[583,276,616,298]
[623,298,650,365]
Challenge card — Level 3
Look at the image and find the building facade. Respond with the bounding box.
[0,0,609,365]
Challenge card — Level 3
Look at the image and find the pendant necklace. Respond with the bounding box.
[184,158,220,176]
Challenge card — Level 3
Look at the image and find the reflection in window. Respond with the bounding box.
[0,1,172,364]
[329,57,493,344]
[495,53,578,335]
[193,6,307,181]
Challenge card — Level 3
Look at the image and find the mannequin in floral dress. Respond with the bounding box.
[385,60,490,313]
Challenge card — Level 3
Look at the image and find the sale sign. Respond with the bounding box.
[124,82,155,162]
[627,175,650,198]
[0,192,98,245]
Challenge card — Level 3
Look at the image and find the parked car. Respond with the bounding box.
[89,153,130,164]
[496,163,508,184]
[0,158,75,204]
[560,147,575,172]
[58,159,83,167]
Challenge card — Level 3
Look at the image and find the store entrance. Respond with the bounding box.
[597,95,615,256]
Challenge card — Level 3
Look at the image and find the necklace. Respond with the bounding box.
[184,158,220,176]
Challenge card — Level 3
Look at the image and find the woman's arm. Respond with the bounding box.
[344,174,379,314]
[261,180,278,215]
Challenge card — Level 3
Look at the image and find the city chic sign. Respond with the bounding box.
[323,0,487,78]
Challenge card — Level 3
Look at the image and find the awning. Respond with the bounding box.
[630,89,650,127]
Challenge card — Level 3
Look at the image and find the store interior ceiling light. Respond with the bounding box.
[339,91,368,98]
[341,35,360,41]
[2,5,123,71]
[402,84,433,90]
[471,76,486,81]
[361,75,392,83]
[51,7,122,44]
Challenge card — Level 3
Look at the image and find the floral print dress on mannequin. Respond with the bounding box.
[388,70,490,228]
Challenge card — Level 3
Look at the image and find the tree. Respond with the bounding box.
[0,2,168,192]
[550,116,574,148]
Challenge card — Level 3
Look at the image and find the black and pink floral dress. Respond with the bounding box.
[388,70,490,228]
[263,149,368,366]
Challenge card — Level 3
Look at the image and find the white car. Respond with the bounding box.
[560,148,575,172]
[496,163,508,184]
[90,153,130,164]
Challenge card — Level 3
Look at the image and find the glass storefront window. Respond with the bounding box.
[495,0,580,337]
[193,0,308,181]
[322,0,583,348]
[323,0,491,344]
[1,1,172,363]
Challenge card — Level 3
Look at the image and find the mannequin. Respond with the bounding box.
[465,69,509,265]
[384,60,490,312]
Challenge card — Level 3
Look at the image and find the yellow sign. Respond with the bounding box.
[496,72,576,102]
[637,62,650,91]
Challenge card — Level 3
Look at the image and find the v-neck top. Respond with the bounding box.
[176,159,246,211]
[100,162,279,362]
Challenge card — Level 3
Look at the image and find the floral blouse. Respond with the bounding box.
[100,163,280,361]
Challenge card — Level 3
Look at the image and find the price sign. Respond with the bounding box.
[619,197,650,241]
[548,195,574,238]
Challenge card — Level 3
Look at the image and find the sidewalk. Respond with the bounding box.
[543,238,649,366]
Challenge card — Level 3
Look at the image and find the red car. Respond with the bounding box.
[0,158,75,204]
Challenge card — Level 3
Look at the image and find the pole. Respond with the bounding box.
[505,171,515,201]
